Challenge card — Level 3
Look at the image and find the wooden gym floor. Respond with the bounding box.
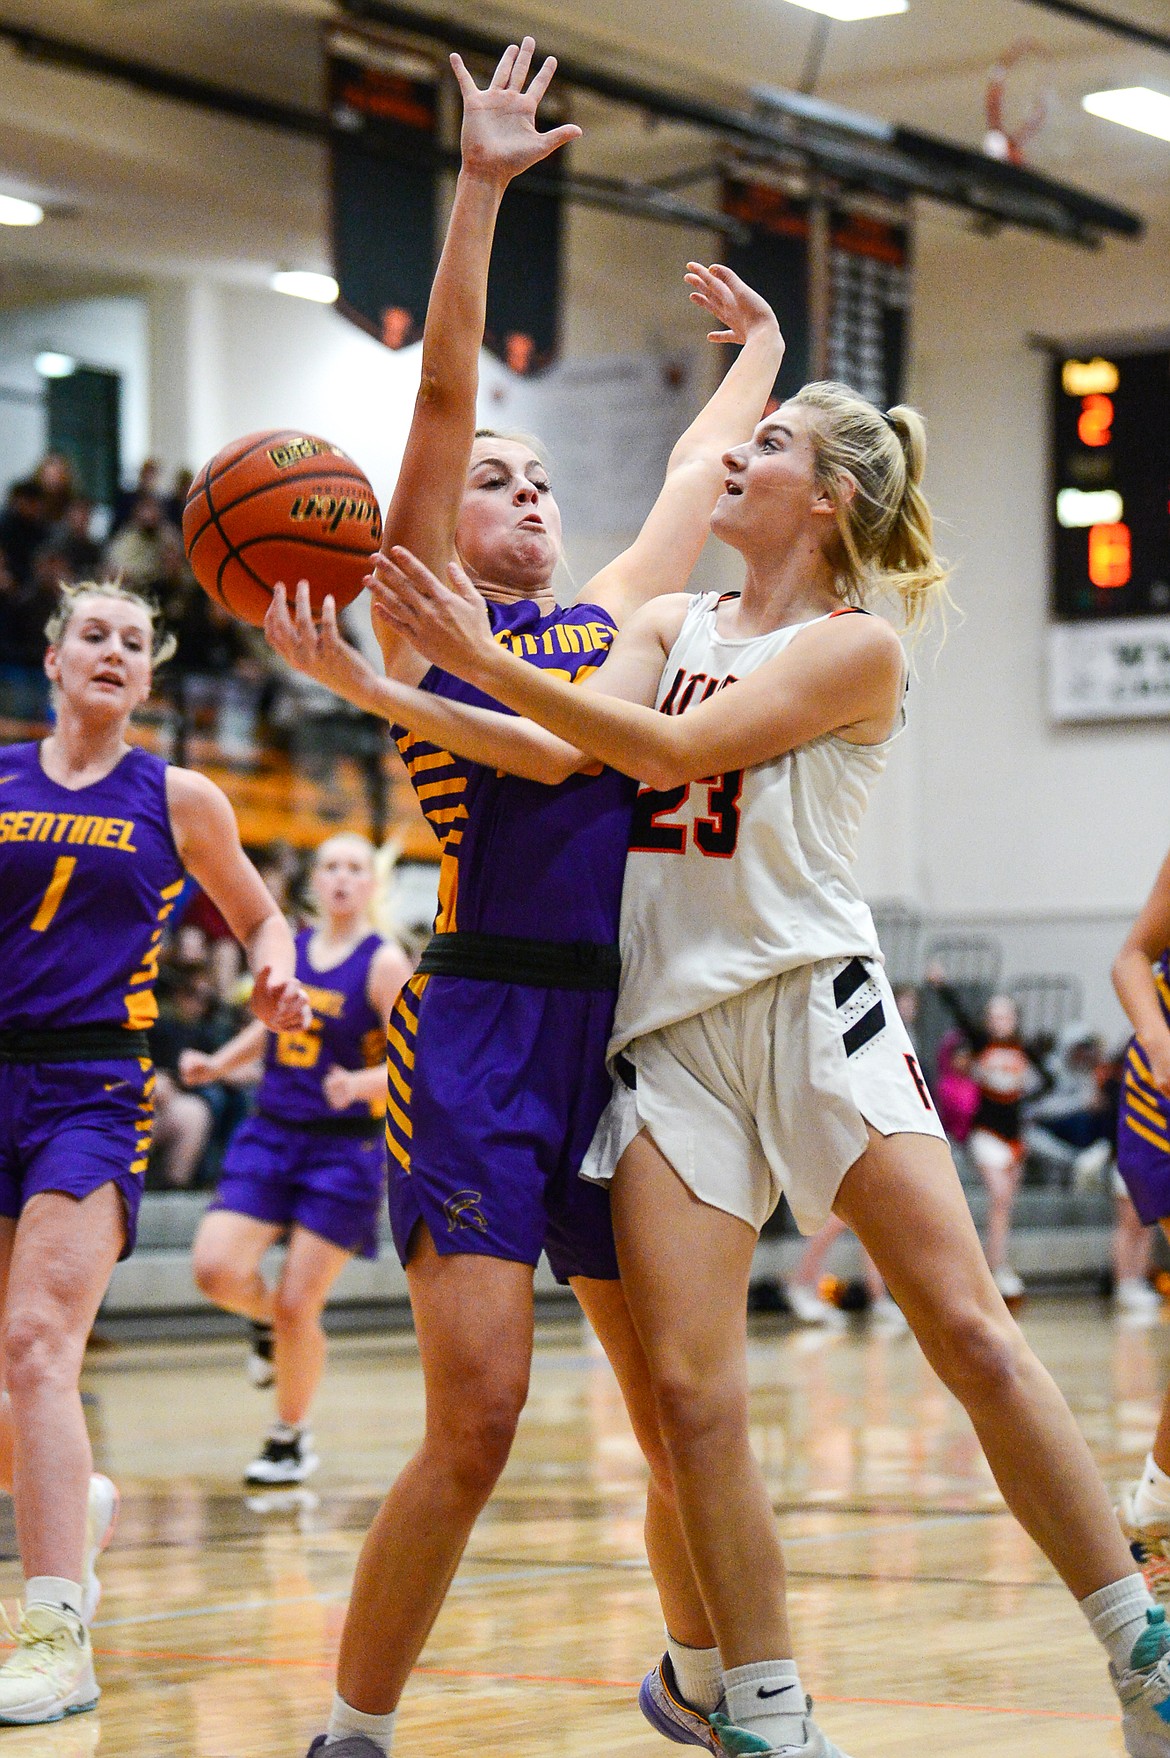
[1,1297,1161,1756]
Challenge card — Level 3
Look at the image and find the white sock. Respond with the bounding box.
[24,1576,84,1620]
[723,1659,806,1751]
[1133,1454,1170,1523]
[271,1421,303,1442]
[666,1630,723,1713]
[1082,1574,1158,1673]
[325,1694,396,1753]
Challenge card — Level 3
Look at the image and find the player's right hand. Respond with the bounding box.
[684,262,783,353]
[454,39,581,184]
[179,1048,216,1086]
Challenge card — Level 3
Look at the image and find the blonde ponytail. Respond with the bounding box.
[792,382,951,631]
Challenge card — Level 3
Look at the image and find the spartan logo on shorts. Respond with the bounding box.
[833,958,886,1057]
[444,1190,488,1233]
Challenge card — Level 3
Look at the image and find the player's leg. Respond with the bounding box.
[245,1227,352,1489]
[0,1218,17,1491]
[1117,1214,1170,1602]
[836,1129,1170,1747]
[192,1208,281,1322]
[968,1128,1023,1293]
[321,1230,534,1751]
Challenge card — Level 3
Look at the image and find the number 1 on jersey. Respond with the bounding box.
[29,856,78,933]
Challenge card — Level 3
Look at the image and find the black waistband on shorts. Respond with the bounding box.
[416,930,621,992]
[0,1025,152,1065]
[256,1108,384,1139]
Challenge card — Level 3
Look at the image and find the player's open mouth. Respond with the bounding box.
[93,672,124,687]
[724,480,743,496]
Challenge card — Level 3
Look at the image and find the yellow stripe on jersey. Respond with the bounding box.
[386,1021,414,1070]
[407,750,459,777]
[1127,1090,1168,1134]
[387,1092,412,1140]
[386,1056,410,1105]
[416,778,468,802]
[1125,1114,1170,1156]
[386,1127,411,1172]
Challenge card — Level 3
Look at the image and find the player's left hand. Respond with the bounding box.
[684,262,782,351]
[322,1064,357,1110]
[264,581,380,712]
[369,547,495,683]
[251,966,311,1032]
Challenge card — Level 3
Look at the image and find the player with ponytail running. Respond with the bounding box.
[374,384,1170,1758]
[0,581,308,1725]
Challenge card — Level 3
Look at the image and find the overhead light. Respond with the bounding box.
[35,351,77,379]
[1057,487,1123,528]
[270,270,340,304]
[777,0,907,19]
[0,193,44,227]
[1083,87,1170,144]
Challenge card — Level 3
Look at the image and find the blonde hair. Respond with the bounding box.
[44,580,177,665]
[472,427,550,466]
[792,382,950,630]
[310,833,402,939]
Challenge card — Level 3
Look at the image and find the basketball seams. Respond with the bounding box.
[183,452,371,555]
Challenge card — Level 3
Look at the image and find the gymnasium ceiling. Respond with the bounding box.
[0,0,1168,298]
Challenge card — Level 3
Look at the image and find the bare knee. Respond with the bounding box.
[4,1307,81,1402]
[272,1282,324,1333]
[428,1376,528,1503]
[928,1305,1029,1409]
[652,1360,747,1456]
[193,1251,244,1307]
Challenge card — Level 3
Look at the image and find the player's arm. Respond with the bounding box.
[166,768,310,1032]
[1114,848,1170,1098]
[179,1017,269,1087]
[375,551,905,786]
[372,39,580,684]
[267,582,595,784]
[580,266,783,627]
[322,940,413,1111]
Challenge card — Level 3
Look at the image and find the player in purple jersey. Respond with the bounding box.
[1112,846,1170,1599]
[184,834,409,1487]
[263,40,782,1758]
[0,580,309,1725]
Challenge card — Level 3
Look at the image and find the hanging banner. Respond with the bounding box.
[484,142,567,375]
[328,30,438,349]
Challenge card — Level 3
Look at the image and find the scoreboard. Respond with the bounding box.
[1048,346,1170,721]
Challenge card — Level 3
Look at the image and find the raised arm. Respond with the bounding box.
[373,551,905,788]
[179,1016,269,1088]
[581,265,784,626]
[374,39,580,683]
[1114,848,1170,1098]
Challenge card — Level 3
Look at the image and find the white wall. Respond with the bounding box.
[0,297,149,494]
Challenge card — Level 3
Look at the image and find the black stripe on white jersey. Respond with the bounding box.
[833,957,886,1059]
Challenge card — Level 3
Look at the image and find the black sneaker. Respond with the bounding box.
[306,1737,386,1756]
[244,1427,319,1486]
[246,1321,275,1388]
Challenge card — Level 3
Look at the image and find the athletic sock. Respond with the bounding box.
[666,1630,723,1713]
[1133,1454,1170,1523]
[24,1576,84,1620]
[270,1420,303,1443]
[1082,1574,1158,1673]
[723,1659,806,1751]
[325,1694,396,1753]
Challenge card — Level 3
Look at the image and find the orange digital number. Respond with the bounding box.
[1088,521,1131,589]
[1077,394,1113,448]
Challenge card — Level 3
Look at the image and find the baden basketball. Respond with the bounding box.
[182,429,382,626]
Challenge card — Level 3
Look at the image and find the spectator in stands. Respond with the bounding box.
[111,458,163,536]
[0,489,53,719]
[165,465,194,529]
[150,970,254,1190]
[1024,1025,1114,1186]
[935,1030,980,1142]
[0,478,47,588]
[33,451,76,526]
[49,495,103,579]
[104,492,183,594]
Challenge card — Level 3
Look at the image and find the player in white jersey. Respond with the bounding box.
[353,382,1170,1758]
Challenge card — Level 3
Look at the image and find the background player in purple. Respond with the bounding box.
[0,580,308,1725]
[263,38,782,1758]
[184,834,409,1488]
[1112,843,1170,1594]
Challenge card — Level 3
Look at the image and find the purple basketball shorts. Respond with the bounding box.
[1116,1040,1170,1224]
[0,1057,153,1258]
[212,1113,386,1259]
[386,975,619,1284]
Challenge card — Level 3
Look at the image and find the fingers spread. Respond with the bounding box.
[490,42,520,90]
[511,36,536,89]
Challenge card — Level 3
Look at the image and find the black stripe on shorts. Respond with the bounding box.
[843,1000,886,1058]
[833,957,870,1009]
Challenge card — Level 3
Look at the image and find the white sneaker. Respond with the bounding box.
[81,1473,119,1625]
[786,1286,846,1329]
[1119,1485,1170,1602]
[1118,1280,1163,1314]
[0,1605,98,1724]
[710,1702,852,1756]
[244,1427,319,1486]
[993,1265,1025,1302]
[1114,1605,1170,1756]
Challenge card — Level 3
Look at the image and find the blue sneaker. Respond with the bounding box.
[1114,1606,1170,1756]
[709,1705,852,1757]
[639,1654,722,1751]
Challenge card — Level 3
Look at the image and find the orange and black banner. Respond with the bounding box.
[484,149,565,375]
[328,30,438,348]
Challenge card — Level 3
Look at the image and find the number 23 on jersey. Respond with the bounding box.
[629,771,744,859]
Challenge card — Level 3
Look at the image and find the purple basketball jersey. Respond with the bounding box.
[257,928,386,1123]
[393,599,636,943]
[0,741,186,1032]
[1117,950,1170,1222]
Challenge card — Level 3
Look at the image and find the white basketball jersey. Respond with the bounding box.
[611,592,897,1059]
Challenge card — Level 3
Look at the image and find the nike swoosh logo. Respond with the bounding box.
[0,775,16,785]
[757,1684,798,1700]
[103,1080,127,1093]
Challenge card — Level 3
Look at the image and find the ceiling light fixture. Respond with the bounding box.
[1082,87,1170,144]
[270,270,340,304]
[778,0,907,20]
[35,352,77,378]
[0,193,44,227]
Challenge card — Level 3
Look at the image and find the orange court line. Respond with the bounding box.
[81,1646,1116,1723]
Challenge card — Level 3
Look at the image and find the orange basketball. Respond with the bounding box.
[182,430,382,627]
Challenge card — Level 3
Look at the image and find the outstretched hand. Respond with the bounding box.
[251,966,312,1033]
[369,547,496,685]
[684,262,783,351]
[264,580,380,713]
[455,37,581,184]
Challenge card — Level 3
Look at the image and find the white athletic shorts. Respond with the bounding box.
[580,957,947,1236]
